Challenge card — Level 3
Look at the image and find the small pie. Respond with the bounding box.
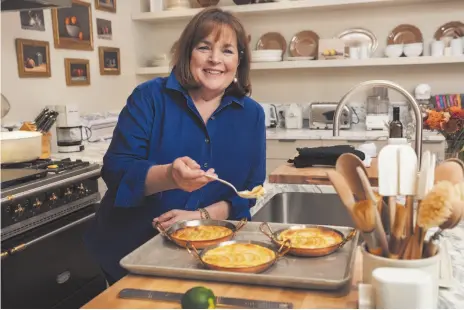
[277,227,343,249]
[202,243,275,268]
[172,225,233,241]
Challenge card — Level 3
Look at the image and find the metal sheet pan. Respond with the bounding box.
[120,221,359,290]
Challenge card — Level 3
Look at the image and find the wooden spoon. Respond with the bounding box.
[327,170,384,256]
[435,160,464,185]
[335,153,368,201]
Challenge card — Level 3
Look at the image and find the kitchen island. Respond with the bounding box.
[81,182,464,309]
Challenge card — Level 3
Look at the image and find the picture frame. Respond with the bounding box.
[96,18,112,40]
[65,58,90,86]
[99,46,120,75]
[95,0,116,13]
[51,0,93,51]
[15,39,51,78]
[19,9,45,31]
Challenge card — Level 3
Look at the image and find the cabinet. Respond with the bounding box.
[265,138,446,176]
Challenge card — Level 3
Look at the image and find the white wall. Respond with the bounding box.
[1,0,137,123]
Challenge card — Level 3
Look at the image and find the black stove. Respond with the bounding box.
[1,158,102,241]
[1,158,106,309]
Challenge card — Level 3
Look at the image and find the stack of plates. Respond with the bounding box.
[151,54,170,67]
[165,0,190,10]
[251,49,282,62]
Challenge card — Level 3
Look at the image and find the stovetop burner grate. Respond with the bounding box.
[1,158,90,174]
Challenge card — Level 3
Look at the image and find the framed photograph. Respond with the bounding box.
[95,0,116,13]
[51,0,93,50]
[19,9,45,31]
[65,58,90,86]
[99,46,120,75]
[15,39,51,78]
[96,18,112,40]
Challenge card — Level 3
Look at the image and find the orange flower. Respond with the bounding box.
[425,110,445,130]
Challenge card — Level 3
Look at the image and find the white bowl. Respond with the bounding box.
[404,43,423,57]
[66,25,80,38]
[384,44,403,58]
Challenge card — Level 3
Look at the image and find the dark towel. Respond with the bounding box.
[288,145,365,168]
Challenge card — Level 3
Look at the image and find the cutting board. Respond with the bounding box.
[269,158,379,186]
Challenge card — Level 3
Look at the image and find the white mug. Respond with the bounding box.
[450,38,463,56]
[431,40,445,57]
[359,44,369,59]
[349,46,360,59]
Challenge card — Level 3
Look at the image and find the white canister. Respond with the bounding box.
[372,267,435,308]
[361,243,440,307]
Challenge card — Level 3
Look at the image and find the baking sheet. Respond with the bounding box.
[120,221,359,290]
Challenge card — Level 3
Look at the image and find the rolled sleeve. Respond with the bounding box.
[101,86,156,208]
[226,105,266,220]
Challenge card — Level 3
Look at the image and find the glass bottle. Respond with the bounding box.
[389,107,403,138]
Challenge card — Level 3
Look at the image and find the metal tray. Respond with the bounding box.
[120,221,359,290]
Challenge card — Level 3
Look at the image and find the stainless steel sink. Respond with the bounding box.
[251,192,355,228]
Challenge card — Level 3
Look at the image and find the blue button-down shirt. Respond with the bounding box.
[84,71,266,281]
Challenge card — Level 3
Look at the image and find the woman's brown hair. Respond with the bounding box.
[171,7,251,97]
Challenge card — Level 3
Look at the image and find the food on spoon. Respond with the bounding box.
[172,225,233,241]
[239,185,265,198]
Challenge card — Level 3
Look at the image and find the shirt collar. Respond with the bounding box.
[166,70,245,108]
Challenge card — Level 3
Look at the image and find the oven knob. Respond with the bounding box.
[64,188,73,197]
[33,198,42,209]
[14,204,24,216]
[49,193,58,202]
[77,183,89,195]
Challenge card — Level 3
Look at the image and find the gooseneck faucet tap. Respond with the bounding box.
[332,80,423,166]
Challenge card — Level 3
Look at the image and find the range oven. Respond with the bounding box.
[1,159,107,309]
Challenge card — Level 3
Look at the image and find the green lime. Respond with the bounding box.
[181,286,217,309]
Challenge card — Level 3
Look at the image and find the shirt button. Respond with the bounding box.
[210,116,215,120]
[204,163,208,168]
[205,138,210,143]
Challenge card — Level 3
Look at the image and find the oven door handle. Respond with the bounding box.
[1,213,95,259]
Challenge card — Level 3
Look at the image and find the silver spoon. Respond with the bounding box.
[205,174,264,199]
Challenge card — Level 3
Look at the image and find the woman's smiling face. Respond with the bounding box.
[189,24,239,96]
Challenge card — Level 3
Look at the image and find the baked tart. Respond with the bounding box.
[277,227,343,249]
[172,225,233,242]
[202,243,276,268]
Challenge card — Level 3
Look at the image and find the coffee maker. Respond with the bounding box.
[365,87,390,131]
[55,104,90,153]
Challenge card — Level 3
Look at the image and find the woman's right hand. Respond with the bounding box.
[170,156,217,192]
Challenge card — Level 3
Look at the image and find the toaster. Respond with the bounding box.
[309,102,352,130]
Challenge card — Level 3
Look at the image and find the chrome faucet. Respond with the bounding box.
[332,80,423,165]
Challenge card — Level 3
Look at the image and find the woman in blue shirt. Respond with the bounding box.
[84,7,266,285]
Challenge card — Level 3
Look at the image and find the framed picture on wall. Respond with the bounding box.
[19,9,45,31]
[65,58,90,86]
[51,0,93,50]
[15,39,51,78]
[99,46,120,75]
[96,18,112,40]
[95,0,116,13]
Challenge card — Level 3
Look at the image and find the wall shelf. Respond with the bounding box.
[136,56,464,75]
[132,0,451,23]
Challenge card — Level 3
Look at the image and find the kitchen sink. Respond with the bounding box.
[251,192,355,228]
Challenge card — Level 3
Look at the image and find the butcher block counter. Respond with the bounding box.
[269,158,378,186]
[83,249,362,309]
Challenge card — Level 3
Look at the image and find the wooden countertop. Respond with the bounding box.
[269,158,378,186]
[83,249,362,309]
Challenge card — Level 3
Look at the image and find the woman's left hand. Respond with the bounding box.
[153,209,201,229]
